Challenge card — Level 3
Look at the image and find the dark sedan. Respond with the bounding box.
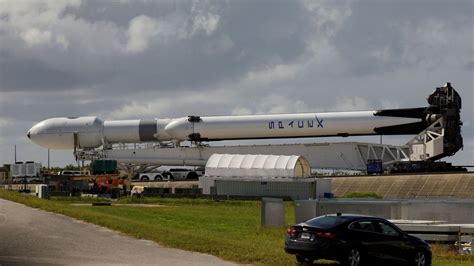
[285,213,431,266]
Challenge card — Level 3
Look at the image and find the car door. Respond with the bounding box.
[374,220,412,263]
[348,220,385,260]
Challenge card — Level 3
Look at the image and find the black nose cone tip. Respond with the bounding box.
[27,131,31,139]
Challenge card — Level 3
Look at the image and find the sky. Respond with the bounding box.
[0,0,473,167]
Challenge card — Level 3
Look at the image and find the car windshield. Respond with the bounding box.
[304,216,351,229]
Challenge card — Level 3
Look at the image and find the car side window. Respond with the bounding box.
[377,221,400,237]
[349,220,376,233]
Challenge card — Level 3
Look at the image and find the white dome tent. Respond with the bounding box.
[205,154,311,178]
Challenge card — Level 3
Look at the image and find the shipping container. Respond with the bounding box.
[25,162,42,176]
[90,160,117,175]
[11,163,26,177]
[11,162,41,178]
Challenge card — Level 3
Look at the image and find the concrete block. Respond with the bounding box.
[261,197,284,227]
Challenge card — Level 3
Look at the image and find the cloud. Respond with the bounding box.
[231,107,253,116]
[106,89,234,119]
[0,118,13,145]
[126,15,160,53]
[332,97,370,111]
[190,0,220,35]
[332,1,473,76]
[20,28,52,47]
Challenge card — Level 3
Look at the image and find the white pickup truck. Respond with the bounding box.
[138,168,203,181]
[138,171,163,181]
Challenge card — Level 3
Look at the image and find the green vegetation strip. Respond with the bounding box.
[1,190,472,265]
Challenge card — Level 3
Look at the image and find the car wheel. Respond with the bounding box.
[414,250,428,266]
[141,176,149,181]
[186,172,198,180]
[154,175,162,181]
[344,247,361,266]
[163,173,174,180]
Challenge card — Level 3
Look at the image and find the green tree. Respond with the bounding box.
[63,164,80,170]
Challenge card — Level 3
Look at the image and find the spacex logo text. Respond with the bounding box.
[268,115,325,130]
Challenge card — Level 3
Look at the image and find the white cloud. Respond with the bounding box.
[244,63,301,86]
[20,28,52,47]
[126,15,160,53]
[231,107,253,115]
[55,35,69,50]
[333,97,370,111]
[190,0,220,35]
[1,0,81,42]
[380,99,401,109]
[125,1,223,53]
[109,101,171,118]
[303,0,352,37]
[229,95,317,116]
[106,89,234,119]
[0,0,81,21]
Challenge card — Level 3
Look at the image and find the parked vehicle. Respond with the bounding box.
[59,170,82,176]
[139,168,203,181]
[366,159,383,174]
[138,171,163,181]
[90,175,124,194]
[130,186,145,197]
[161,168,202,180]
[284,213,431,266]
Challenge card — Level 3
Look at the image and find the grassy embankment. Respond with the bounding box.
[0,189,472,266]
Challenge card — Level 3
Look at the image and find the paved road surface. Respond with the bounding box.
[0,198,235,265]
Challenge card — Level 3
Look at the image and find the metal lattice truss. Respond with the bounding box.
[406,118,445,161]
[76,140,414,171]
[75,119,446,172]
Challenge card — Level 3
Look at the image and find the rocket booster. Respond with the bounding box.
[27,108,433,150]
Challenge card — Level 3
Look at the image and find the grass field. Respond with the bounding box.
[0,190,472,265]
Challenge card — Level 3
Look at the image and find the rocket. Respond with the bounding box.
[27,108,436,150]
[25,83,463,163]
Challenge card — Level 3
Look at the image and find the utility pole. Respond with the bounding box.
[14,144,17,163]
[47,149,50,170]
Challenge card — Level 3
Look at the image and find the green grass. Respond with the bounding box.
[1,189,473,265]
[433,260,473,266]
[431,244,474,266]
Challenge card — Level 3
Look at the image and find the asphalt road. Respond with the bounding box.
[0,198,235,265]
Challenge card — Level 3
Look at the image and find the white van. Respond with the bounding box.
[131,186,145,196]
[60,170,82,176]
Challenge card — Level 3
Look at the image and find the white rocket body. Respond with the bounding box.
[27,111,423,150]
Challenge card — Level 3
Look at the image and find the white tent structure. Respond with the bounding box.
[205,154,311,178]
